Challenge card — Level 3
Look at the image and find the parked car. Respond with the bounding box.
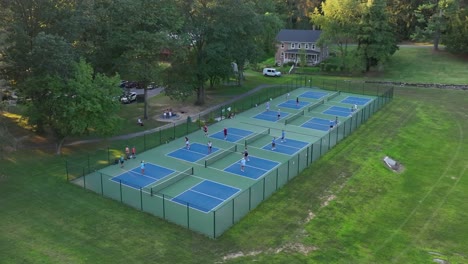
[147,82,158,90]
[263,68,281,77]
[120,92,137,104]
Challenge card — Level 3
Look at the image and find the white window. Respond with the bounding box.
[281,43,284,49]
[298,43,301,49]
[312,44,316,50]
[291,43,295,49]
[305,43,309,49]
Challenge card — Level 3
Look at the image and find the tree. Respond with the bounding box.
[444,7,468,53]
[112,0,182,119]
[22,59,121,154]
[411,0,459,51]
[274,0,321,29]
[311,0,363,71]
[355,0,398,72]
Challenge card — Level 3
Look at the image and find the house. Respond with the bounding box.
[275,29,328,66]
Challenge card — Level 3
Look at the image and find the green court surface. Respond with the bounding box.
[70,86,392,238]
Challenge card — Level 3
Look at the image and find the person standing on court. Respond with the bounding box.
[240,157,246,172]
[132,146,136,159]
[329,120,334,129]
[207,141,212,154]
[286,93,290,101]
[277,109,281,120]
[335,116,339,126]
[140,160,145,175]
[266,101,270,112]
[281,130,286,143]
[203,124,208,136]
[271,137,276,150]
[185,137,190,149]
[244,147,250,161]
[224,127,228,140]
[119,155,125,168]
[296,97,299,107]
[125,146,130,160]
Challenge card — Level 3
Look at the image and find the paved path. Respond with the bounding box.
[65,84,274,146]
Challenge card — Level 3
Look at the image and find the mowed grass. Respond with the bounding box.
[375,46,468,84]
[1,86,467,263]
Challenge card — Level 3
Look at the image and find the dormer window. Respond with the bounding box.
[281,43,284,49]
[305,44,309,49]
[291,43,295,49]
[298,43,301,49]
[312,44,315,50]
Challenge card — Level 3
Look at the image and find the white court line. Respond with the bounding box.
[188,189,224,202]
[194,179,241,192]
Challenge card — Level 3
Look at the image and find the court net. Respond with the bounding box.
[307,99,324,112]
[150,167,194,195]
[205,144,238,168]
[327,91,341,101]
[244,128,270,147]
[284,110,304,125]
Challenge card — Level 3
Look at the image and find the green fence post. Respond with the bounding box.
[187,203,190,229]
[287,160,290,181]
[263,178,266,200]
[328,131,331,150]
[249,187,251,210]
[119,180,123,203]
[162,194,166,219]
[319,138,323,157]
[297,155,300,172]
[100,173,104,195]
[140,188,143,211]
[87,154,90,173]
[276,168,279,190]
[213,211,216,239]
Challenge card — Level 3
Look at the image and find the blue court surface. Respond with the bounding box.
[301,117,332,131]
[253,110,290,122]
[111,163,175,189]
[341,96,371,105]
[209,127,252,142]
[172,180,240,212]
[224,156,279,180]
[167,143,220,162]
[277,100,309,109]
[299,91,328,99]
[261,138,308,155]
[323,106,352,117]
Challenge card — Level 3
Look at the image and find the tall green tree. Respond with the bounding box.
[274,0,321,29]
[411,0,459,50]
[355,0,398,72]
[311,0,363,71]
[444,7,468,53]
[22,59,121,154]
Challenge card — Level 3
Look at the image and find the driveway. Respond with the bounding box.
[127,87,164,98]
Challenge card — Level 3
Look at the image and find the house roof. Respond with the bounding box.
[276,29,322,43]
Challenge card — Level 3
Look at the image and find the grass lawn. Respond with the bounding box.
[378,46,468,84]
[1,46,468,263]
